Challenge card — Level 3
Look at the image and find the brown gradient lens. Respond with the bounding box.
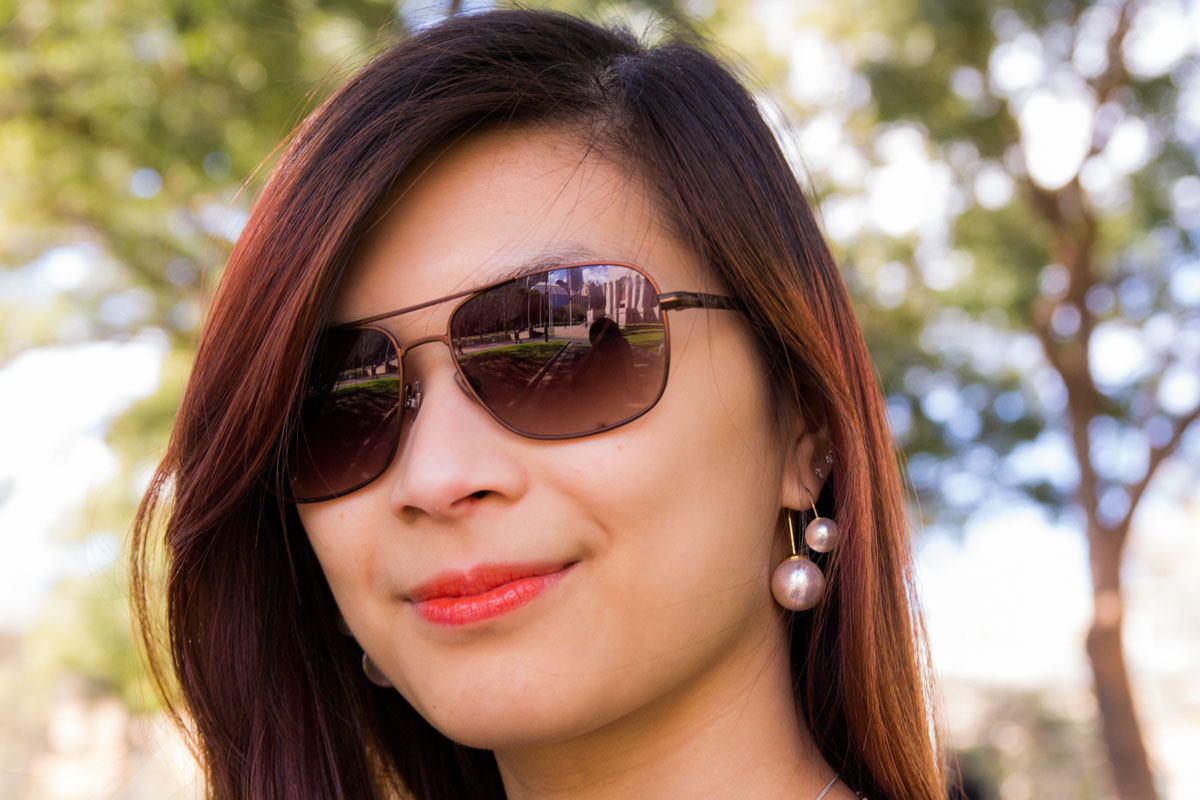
[450,264,667,437]
[290,265,675,502]
[289,328,401,501]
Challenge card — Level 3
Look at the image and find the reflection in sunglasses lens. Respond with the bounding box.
[451,264,667,436]
[291,265,672,500]
[290,328,400,500]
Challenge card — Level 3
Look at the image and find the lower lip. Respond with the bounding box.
[413,565,573,626]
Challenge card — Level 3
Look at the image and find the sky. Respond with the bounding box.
[0,331,164,629]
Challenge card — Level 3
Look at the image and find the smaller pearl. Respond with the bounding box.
[805,517,839,553]
[771,557,825,611]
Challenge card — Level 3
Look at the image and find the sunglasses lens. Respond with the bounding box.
[451,264,667,436]
[290,328,400,501]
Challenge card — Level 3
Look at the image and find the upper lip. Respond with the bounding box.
[408,562,572,602]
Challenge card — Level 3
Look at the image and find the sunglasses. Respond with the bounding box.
[288,262,738,502]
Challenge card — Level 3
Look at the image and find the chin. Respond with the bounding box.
[430,706,593,752]
[413,685,607,751]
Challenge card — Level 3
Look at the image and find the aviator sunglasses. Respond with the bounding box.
[288,262,738,502]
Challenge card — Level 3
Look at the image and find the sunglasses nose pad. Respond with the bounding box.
[403,380,423,418]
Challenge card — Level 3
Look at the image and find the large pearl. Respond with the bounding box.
[805,517,839,553]
[771,556,826,611]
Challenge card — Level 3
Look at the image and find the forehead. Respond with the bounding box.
[332,127,710,325]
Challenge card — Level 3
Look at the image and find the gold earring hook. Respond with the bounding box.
[804,486,820,519]
[786,510,799,557]
[785,488,822,560]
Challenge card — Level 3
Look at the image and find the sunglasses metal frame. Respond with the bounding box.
[290,261,738,502]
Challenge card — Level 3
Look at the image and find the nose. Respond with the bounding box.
[385,358,530,523]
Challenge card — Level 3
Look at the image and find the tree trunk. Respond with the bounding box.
[1032,170,1160,799]
[1085,530,1158,800]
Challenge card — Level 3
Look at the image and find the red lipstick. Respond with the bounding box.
[410,562,574,626]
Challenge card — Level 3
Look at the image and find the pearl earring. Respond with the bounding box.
[771,491,839,612]
[337,611,393,688]
[362,652,393,688]
[804,495,839,553]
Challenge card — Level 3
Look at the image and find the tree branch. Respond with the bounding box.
[1119,403,1200,543]
[1086,0,1137,158]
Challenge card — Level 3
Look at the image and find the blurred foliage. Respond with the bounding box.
[774,0,1199,528]
[26,569,159,712]
[0,0,401,360]
[949,688,1111,800]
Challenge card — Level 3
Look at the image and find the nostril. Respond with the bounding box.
[470,490,489,500]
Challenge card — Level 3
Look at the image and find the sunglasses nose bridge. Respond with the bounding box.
[396,334,452,360]
[394,334,477,420]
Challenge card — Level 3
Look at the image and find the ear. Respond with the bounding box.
[779,401,831,513]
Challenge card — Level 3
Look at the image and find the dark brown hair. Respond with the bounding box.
[131,9,943,799]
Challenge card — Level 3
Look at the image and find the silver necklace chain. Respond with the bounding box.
[814,774,840,800]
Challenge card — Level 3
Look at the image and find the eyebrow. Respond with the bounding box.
[334,245,608,328]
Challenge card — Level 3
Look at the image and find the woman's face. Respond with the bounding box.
[297,127,801,750]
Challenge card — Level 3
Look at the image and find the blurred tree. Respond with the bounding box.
[0,0,401,360]
[949,687,1110,800]
[727,0,1199,797]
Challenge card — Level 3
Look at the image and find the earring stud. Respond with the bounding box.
[812,447,834,480]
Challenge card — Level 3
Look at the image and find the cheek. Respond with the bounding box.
[296,503,381,624]
[554,324,784,660]
[648,318,782,538]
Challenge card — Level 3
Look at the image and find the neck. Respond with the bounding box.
[492,618,837,800]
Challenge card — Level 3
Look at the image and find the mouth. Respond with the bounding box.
[409,561,577,626]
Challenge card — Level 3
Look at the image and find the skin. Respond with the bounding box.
[297,127,853,799]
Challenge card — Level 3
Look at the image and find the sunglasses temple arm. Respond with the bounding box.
[659,291,740,312]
